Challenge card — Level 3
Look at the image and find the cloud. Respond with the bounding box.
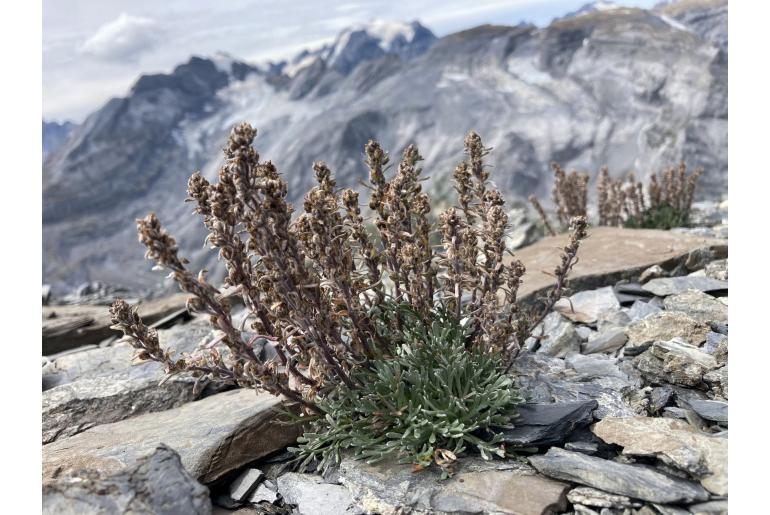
[80,13,164,62]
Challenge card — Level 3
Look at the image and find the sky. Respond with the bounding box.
[43,0,659,122]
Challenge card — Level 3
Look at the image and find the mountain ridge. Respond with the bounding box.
[43,1,727,293]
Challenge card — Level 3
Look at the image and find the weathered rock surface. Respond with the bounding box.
[529,447,710,504]
[513,352,642,420]
[642,277,727,297]
[42,389,300,485]
[515,228,724,303]
[566,354,628,379]
[338,457,569,515]
[663,290,727,323]
[42,445,211,515]
[704,259,728,281]
[278,473,356,515]
[502,400,597,447]
[635,338,718,387]
[566,486,641,510]
[229,468,265,503]
[554,286,620,324]
[626,300,662,322]
[625,312,710,355]
[529,312,580,357]
[592,416,727,496]
[702,331,727,355]
[704,365,728,399]
[42,293,189,354]
[582,327,627,355]
[688,500,729,515]
[687,399,728,424]
[42,320,216,443]
[43,319,212,389]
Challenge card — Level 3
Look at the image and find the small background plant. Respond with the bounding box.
[109,123,587,472]
[530,161,702,233]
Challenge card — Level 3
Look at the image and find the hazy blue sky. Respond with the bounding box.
[43,0,658,122]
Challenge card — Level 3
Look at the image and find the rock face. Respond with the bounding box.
[529,447,710,504]
[42,389,301,485]
[43,0,728,293]
[593,416,728,495]
[42,445,211,515]
[338,457,569,515]
[42,120,77,161]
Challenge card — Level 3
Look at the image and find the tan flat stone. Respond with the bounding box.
[510,227,725,302]
[42,293,190,355]
[593,416,727,496]
[42,388,300,485]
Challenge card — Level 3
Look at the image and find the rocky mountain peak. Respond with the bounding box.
[43,2,727,292]
[285,19,436,78]
[324,20,436,73]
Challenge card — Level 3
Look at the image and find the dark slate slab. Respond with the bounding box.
[502,400,598,447]
[688,399,728,424]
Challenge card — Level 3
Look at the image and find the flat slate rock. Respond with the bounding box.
[626,300,662,322]
[529,312,580,357]
[42,320,216,443]
[278,473,357,515]
[502,400,597,447]
[42,445,211,515]
[43,319,213,390]
[592,416,727,496]
[582,327,627,355]
[42,389,301,485]
[529,447,710,504]
[229,468,264,503]
[554,286,620,324]
[642,277,728,297]
[42,293,190,355]
[512,227,724,303]
[339,457,568,515]
[566,486,641,509]
[687,399,728,424]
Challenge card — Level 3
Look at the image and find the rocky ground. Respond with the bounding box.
[41,205,728,515]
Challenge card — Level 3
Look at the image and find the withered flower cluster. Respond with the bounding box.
[551,163,589,228]
[110,123,588,414]
[648,162,702,214]
[532,161,702,231]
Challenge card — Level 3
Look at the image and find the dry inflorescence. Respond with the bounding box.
[531,161,702,232]
[551,163,589,229]
[110,123,589,418]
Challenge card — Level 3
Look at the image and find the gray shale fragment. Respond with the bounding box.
[42,445,211,515]
[529,448,710,504]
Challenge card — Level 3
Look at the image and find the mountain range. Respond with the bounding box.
[42,0,728,293]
